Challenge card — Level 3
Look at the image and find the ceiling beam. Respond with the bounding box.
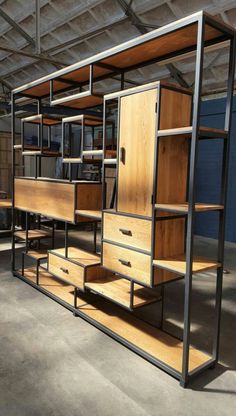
[0,7,35,47]
[116,0,189,89]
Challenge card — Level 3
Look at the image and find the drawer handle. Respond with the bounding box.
[118,258,131,267]
[120,147,125,164]
[119,228,132,236]
[60,267,69,274]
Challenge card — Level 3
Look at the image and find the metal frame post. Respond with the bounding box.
[181,14,205,387]
[11,92,16,271]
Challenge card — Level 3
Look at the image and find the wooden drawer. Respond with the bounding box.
[102,242,151,285]
[48,252,85,289]
[103,212,151,252]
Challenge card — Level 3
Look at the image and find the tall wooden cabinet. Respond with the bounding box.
[102,82,193,286]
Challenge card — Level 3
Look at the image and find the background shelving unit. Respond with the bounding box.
[11,11,236,387]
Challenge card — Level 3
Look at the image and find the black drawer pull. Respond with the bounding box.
[120,147,125,164]
[118,259,131,267]
[119,228,132,236]
[60,267,69,274]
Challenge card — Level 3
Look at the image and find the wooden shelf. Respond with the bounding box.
[14,144,22,149]
[24,250,48,260]
[75,210,102,220]
[0,199,11,209]
[14,229,51,241]
[82,150,103,157]
[62,158,82,164]
[155,202,224,213]
[50,247,101,267]
[157,126,228,139]
[21,114,61,126]
[153,254,220,275]
[62,114,103,126]
[104,158,117,165]
[51,91,103,109]
[22,150,61,157]
[18,267,210,373]
[86,275,160,309]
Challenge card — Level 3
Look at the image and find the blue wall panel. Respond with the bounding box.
[195,97,236,242]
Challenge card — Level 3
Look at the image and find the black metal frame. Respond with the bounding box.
[11,12,236,388]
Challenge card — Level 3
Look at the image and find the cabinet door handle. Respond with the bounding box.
[119,228,132,236]
[118,259,131,267]
[60,267,69,274]
[120,147,125,164]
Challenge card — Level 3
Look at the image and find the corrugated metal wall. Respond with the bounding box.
[196,97,236,242]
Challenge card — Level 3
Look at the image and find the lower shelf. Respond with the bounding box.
[85,275,160,309]
[153,254,220,275]
[14,229,51,241]
[19,267,210,374]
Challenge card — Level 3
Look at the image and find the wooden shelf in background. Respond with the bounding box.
[0,199,12,209]
[18,267,211,373]
[22,150,61,157]
[62,157,82,163]
[155,202,224,213]
[103,158,117,165]
[51,91,103,110]
[157,126,228,139]
[50,247,101,267]
[153,254,220,275]
[14,229,51,241]
[82,150,103,157]
[86,275,160,309]
[21,114,61,126]
[24,250,48,260]
[75,210,102,220]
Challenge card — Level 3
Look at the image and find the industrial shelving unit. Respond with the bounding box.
[11,11,235,387]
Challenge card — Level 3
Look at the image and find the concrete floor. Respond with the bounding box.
[0,232,235,416]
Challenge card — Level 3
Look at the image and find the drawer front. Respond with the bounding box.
[102,242,151,285]
[103,212,151,252]
[48,253,84,289]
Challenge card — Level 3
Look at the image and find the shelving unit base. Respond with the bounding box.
[14,267,213,385]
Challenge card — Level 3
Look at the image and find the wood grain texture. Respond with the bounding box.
[86,275,160,309]
[76,183,102,212]
[0,199,11,209]
[50,247,101,267]
[117,88,157,216]
[155,203,224,213]
[153,254,220,275]
[103,212,152,252]
[14,178,75,222]
[22,267,210,372]
[48,252,85,289]
[103,241,151,285]
[14,229,51,241]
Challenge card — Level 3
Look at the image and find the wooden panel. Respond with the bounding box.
[153,254,220,274]
[22,267,210,373]
[103,242,151,285]
[50,247,100,267]
[76,183,102,211]
[156,88,191,205]
[0,199,11,209]
[154,218,185,285]
[14,178,75,222]
[86,275,160,309]
[103,212,151,252]
[155,203,224,213]
[48,252,85,289]
[14,229,51,241]
[117,88,157,216]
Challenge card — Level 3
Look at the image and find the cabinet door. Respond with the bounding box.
[117,88,157,217]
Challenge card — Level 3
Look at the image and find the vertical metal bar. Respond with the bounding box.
[11,93,16,271]
[52,219,55,249]
[62,122,65,159]
[65,222,68,258]
[181,15,205,387]
[160,284,165,329]
[25,212,29,253]
[21,252,25,276]
[34,154,38,178]
[90,64,94,94]
[36,260,40,285]
[81,117,85,158]
[50,80,53,103]
[22,120,25,151]
[93,221,97,253]
[130,280,134,310]
[102,100,107,209]
[69,163,72,182]
[213,34,236,363]
[35,0,41,54]
[120,72,125,90]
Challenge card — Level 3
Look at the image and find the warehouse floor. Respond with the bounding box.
[0,233,235,416]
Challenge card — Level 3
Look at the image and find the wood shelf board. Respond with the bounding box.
[50,246,101,267]
[153,254,220,274]
[14,229,51,240]
[104,158,117,165]
[86,275,160,309]
[56,93,103,110]
[75,210,102,220]
[0,199,12,209]
[20,267,210,373]
[82,150,103,156]
[62,158,82,164]
[155,203,224,213]
[22,267,75,306]
[157,126,228,138]
[22,114,61,126]
[24,250,48,260]
[22,150,61,157]
[62,115,103,126]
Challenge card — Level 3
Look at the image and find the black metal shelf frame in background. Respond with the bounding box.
[11,11,236,387]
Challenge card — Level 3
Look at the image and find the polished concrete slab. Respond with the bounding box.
[0,233,235,416]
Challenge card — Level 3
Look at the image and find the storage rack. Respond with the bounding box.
[11,11,235,387]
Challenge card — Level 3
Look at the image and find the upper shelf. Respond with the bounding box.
[51,91,103,109]
[13,11,234,98]
[155,203,224,213]
[157,126,228,139]
[21,114,61,126]
[62,114,103,126]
